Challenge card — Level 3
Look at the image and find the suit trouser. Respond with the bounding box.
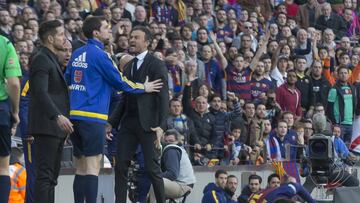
[149,178,192,203]
[34,135,65,203]
[115,117,165,203]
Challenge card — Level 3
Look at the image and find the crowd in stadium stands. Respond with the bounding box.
[2,0,360,167]
[2,0,360,201]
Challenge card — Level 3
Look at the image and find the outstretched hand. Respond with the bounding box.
[144,76,163,93]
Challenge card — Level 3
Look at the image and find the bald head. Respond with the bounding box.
[119,54,134,71]
[135,5,146,21]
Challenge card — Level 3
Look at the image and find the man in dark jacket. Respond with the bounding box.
[238,174,262,203]
[225,175,239,202]
[315,3,347,39]
[294,56,314,115]
[202,169,237,203]
[182,78,216,165]
[309,60,331,111]
[28,20,73,203]
[208,92,241,161]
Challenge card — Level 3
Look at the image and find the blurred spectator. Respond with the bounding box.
[0,9,11,38]
[296,0,322,28]
[9,147,26,203]
[202,169,237,203]
[209,92,241,162]
[162,98,197,146]
[148,129,196,203]
[315,3,347,39]
[327,66,358,143]
[182,77,216,165]
[276,70,302,117]
[225,175,239,202]
[238,174,262,203]
[267,173,281,188]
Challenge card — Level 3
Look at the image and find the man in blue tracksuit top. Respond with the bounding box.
[65,16,162,203]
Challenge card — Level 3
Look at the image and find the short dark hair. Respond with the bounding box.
[295,55,307,61]
[164,129,181,140]
[209,93,221,102]
[230,123,242,131]
[165,47,177,56]
[337,65,349,74]
[227,175,238,180]
[277,119,288,126]
[38,20,63,43]
[169,98,181,106]
[215,169,228,178]
[131,26,152,42]
[260,54,271,61]
[314,103,324,108]
[64,18,75,25]
[244,101,255,108]
[267,173,280,184]
[12,23,24,31]
[82,16,106,39]
[249,174,262,183]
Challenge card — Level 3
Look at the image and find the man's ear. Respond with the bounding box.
[47,34,54,44]
[93,30,99,38]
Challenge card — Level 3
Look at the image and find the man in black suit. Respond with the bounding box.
[315,2,347,39]
[28,20,74,203]
[108,26,169,203]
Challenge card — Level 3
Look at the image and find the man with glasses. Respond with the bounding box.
[232,23,258,52]
[303,119,314,144]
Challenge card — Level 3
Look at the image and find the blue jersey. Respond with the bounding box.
[65,38,145,123]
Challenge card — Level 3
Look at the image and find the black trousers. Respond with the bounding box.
[34,135,65,203]
[115,117,165,203]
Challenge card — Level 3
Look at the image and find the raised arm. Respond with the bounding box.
[209,32,228,70]
[250,31,270,72]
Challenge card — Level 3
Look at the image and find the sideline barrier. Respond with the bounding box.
[55,164,360,203]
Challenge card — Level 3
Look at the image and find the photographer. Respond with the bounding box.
[148,129,196,203]
[302,113,359,193]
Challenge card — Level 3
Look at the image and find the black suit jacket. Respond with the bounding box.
[315,13,347,39]
[28,46,70,138]
[109,53,169,131]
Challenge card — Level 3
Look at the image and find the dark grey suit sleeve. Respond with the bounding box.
[30,56,61,119]
[152,59,169,129]
[108,96,125,129]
